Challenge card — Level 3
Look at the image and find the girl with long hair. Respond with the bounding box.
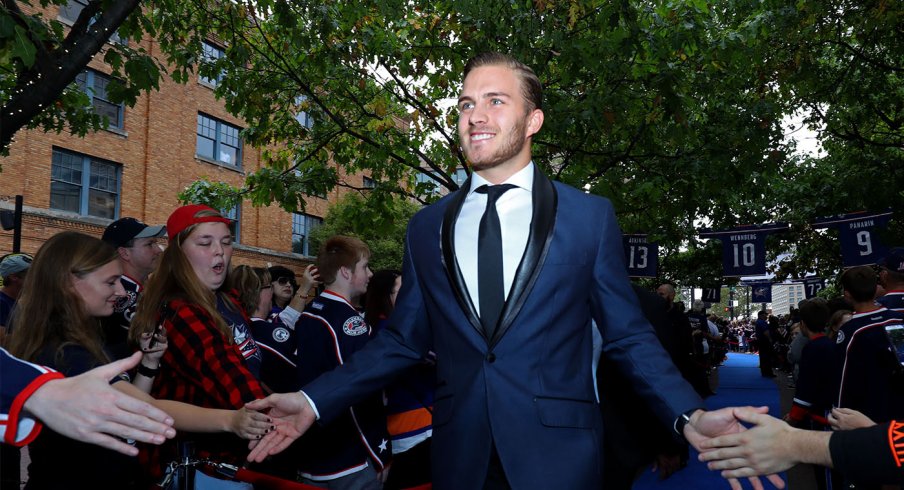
[7,232,269,489]
[130,205,267,487]
[229,265,298,394]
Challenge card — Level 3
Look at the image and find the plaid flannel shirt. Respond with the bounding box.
[143,295,265,478]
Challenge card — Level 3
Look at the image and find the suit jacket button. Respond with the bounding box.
[486,353,496,363]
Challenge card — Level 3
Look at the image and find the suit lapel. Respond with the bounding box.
[490,165,557,347]
[441,177,485,338]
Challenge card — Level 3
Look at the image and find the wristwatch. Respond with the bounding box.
[674,408,701,436]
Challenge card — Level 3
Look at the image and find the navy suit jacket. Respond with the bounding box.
[305,165,703,488]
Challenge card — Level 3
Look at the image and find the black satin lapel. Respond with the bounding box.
[491,166,558,347]
[440,178,485,338]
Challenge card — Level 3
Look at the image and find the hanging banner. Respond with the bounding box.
[701,287,721,304]
[698,223,790,277]
[802,277,826,299]
[811,210,893,267]
[622,234,658,278]
[746,280,773,303]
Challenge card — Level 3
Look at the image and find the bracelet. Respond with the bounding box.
[137,363,160,378]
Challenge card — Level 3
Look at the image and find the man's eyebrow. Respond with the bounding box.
[457,92,511,104]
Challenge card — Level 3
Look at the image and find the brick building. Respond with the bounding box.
[1,2,371,275]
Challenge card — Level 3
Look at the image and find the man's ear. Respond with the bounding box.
[116,246,130,262]
[525,108,544,139]
[339,265,352,281]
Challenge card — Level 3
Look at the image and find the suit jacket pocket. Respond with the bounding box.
[535,396,597,429]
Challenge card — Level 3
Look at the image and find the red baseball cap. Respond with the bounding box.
[166,204,232,239]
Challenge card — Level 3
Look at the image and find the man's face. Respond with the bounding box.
[457,65,540,174]
[348,256,373,297]
[656,285,674,303]
[123,236,162,279]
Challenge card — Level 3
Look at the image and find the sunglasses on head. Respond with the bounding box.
[274,277,293,286]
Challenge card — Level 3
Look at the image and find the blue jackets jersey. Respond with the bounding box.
[0,291,15,329]
[836,307,904,422]
[792,335,838,423]
[374,317,434,454]
[100,274,142,360]
[216,294,262,379]
[879,291,904,313]
[295,291,390,479]
[0,348,63,446]
[249,316,298,393]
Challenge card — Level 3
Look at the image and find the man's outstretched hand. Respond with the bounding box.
[685,406,786,490]
[24,351,176,456]
[245,392,316,462]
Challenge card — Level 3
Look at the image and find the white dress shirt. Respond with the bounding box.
[454,163,535,316]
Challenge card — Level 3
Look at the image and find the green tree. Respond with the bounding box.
[308,191,419,271]
[148,0,791,242]
[0,0,164,155]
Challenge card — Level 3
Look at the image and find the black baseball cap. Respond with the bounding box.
[879,247,904,274]
[102,217,166,248]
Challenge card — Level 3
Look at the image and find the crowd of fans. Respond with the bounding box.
[0,205,436,490]
[2,204,903,490]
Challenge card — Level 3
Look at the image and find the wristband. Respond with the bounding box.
[137,363,160,378]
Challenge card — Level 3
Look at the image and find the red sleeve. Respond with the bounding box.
[162,301,265,408]
[3,370,65,446]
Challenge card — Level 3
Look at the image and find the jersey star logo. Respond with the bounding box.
[378,439,388,453]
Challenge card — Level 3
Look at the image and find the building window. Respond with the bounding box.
[452,168,469,187]
[292,213,322,256]
[196,113,242,167]
[415,171,441,195]
[220,204,241,243]
[199,41,225,87]
[294,95,314,129]
[363,176,375,189]
[50,147,120,219]
[75,69,123,129]
[59,1,126,44]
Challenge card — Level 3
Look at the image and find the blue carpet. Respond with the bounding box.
[632,353,783,490]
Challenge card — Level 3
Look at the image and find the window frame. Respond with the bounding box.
[199,41,226,88]
[58,0,127,45]
[75,69,124,129]
[49,147,121,219]
[291,212,322,256]
[220,204,241,244]
[196,113,243,168]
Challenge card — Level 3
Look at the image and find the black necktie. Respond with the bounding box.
[475,184,517,338]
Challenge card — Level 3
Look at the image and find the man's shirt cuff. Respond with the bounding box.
[300,390,320,420]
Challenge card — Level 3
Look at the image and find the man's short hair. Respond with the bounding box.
[798,298,830,333]
[757,310,768,318]
[464,52,543,113]
[316,236,370,285]
[841,266,878,303]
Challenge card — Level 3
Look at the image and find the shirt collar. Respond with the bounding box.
[468,162,535,195]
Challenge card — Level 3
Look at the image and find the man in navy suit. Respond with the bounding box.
[247,52,779,490]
